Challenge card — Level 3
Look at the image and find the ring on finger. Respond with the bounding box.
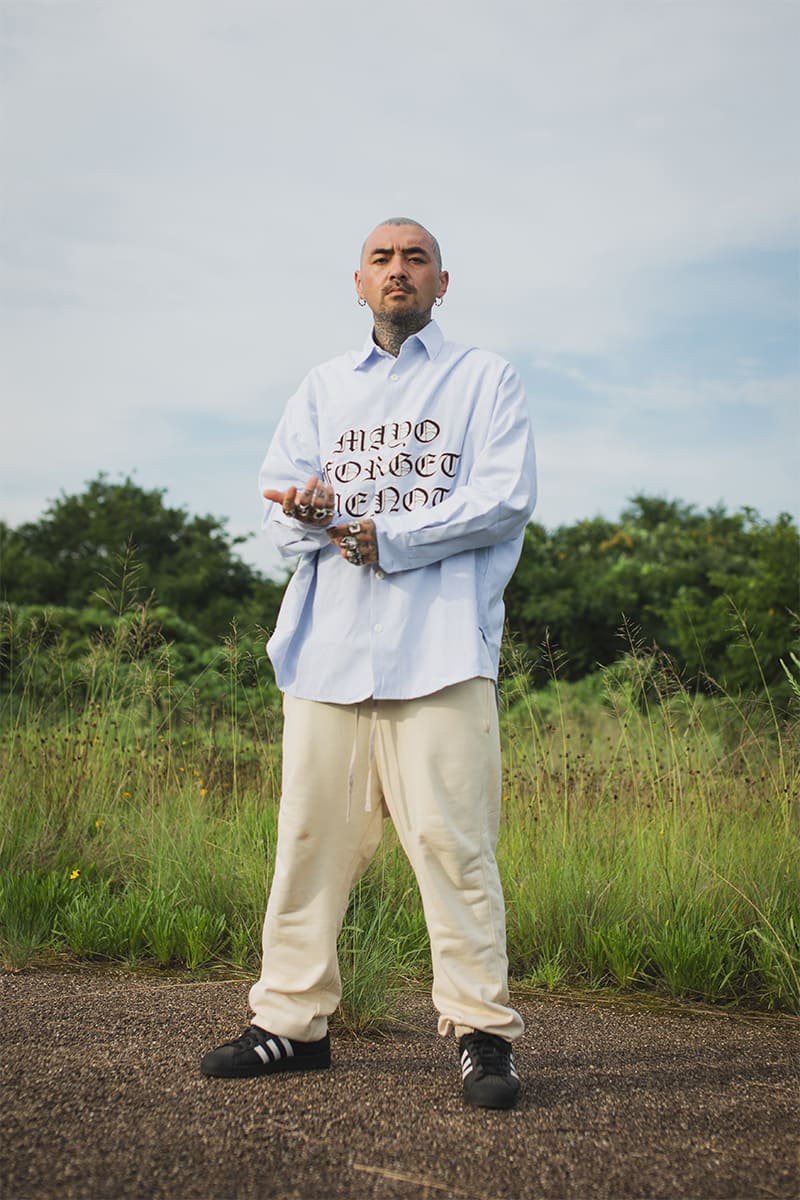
[346,547,363,565]
[347,522,361,534]
[312,506,332,521]
[341,535,358,550]
[283,504,297,517]
[296,503,311,517]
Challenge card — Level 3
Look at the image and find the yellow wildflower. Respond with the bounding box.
[69,869,80,880]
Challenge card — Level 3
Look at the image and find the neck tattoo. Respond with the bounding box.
[373,312,431,358]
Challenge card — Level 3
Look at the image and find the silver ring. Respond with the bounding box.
[283,504,297,518]
[341,535,358,550]
[296,504,311,517]
[346,548,363,565]
[312,507,331,521]
[347,522,361,534]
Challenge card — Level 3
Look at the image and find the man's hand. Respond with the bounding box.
[327,519,378,567]
[262,476,335,526]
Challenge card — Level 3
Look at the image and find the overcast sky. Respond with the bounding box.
[2,0,798,577]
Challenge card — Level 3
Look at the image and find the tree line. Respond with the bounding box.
[1,476,797,702]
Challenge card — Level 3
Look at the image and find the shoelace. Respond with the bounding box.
[462,1034,511,1078]
[227,1026,266,1049]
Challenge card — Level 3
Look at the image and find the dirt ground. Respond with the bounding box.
[0,968,797,1200]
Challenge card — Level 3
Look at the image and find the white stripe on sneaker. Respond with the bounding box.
[265,1038,285,1061]
[278,1036,294,1056]
[253,1043,270,1064]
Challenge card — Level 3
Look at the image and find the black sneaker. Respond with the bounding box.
[459,1031,520,1109]
[201,1026,331,1078]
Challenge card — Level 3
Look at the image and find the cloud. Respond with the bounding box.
[528,360,799,529]
[1,0,798,573]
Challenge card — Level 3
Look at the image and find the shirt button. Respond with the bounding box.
[374,569,385,580]
[389,373,399,381]
[373,623,383,633]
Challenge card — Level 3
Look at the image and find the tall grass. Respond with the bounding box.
[500,631,799,1009]
[1,602,798,1030]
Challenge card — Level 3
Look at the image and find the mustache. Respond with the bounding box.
[383,282,414,295]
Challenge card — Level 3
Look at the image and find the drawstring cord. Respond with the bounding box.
[365,705,377,812]
[345,702,379,822]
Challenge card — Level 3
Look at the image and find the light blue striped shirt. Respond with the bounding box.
[259,320,536,703]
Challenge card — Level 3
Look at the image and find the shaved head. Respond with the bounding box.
[361,217,442,272]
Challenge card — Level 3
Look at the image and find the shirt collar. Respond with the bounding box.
[352,318,444,370]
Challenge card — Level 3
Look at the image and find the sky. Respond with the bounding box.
[1,0,798,578]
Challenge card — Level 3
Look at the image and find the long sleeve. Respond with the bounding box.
[257,378,330,560]
[373,365,536,574]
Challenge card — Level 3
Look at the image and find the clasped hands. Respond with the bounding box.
[262,475,378,567]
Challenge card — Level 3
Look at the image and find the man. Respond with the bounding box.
[201,218,536,1109]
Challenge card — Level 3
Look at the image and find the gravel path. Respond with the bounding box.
[1,969,797,1200]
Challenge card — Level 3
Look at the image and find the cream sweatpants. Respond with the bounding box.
[248,677,524,1043]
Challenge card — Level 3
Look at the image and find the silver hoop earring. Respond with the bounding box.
[357,297,367,307]
[434,297,444,307]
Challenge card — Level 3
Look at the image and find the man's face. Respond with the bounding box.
[355,224,448,321]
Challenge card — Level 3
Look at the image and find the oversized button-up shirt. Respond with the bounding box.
[258,320,536,703]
